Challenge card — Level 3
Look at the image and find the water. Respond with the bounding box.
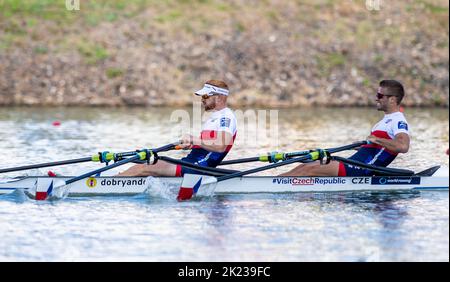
[0,107,448,261]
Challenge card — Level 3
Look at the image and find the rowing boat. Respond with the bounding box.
[0,141,448,200]
[1,166,448,197]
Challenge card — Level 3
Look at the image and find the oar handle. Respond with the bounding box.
[152,142,182,153]
[327,141,368,153]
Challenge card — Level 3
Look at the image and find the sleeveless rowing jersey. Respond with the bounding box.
[176,107,237,176]
[339,111,410,176]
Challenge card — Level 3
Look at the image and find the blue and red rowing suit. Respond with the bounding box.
[338,111,410,176]
[175,107,237,176]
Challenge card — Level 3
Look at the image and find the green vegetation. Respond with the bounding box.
[0,0,447,107]
[33,46,48,54]
[155,10,183,23]
[417,0,448,14]
[0,0,150,25]
[106,68,124,79]
[316,52,346,76]
[76,41,109,64]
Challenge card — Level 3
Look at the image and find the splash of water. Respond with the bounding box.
[144,177,180,201]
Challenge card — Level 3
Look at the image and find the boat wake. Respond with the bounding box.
[143,176,216,201]
[0,188,30,203]
[144,177,180,201]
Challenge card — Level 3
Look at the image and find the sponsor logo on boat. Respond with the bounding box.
[100,178,146,187]
[86,177,97,188]
[272,177,346,185]
[351,177,370,184]
[371,177,421,185]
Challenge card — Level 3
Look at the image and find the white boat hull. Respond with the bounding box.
[1,170,448,197]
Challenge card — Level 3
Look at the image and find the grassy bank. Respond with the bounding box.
[0,0,448,107]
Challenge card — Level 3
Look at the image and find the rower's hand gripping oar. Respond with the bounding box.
[176,141,367,201]
[34,142,181,200]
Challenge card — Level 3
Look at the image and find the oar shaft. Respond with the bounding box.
[219,146,356,166]
[0,157,91,173]
[219,150,312,166]
[218,154,311,182]
[0,142,180,174]
[332,156,414,176]
[0,150,138,174]
[327,141,367,153]
[219,157,260,165]
[64,143,180,185]
[65,154,142,185]
[158,156,238,176]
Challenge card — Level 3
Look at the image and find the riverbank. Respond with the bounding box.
[0,0,448,107]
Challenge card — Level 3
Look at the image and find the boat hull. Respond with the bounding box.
[0,174,448,196]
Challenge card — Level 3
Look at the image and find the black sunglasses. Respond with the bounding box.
[376,92,396,99]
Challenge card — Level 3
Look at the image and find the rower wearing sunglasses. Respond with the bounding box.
[280,80,410,177]
[119,80,237,177]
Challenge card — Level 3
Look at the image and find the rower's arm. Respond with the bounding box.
[368,133,410,153]
[193,131,233,153]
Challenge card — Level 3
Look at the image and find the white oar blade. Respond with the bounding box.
[177,174,218,201]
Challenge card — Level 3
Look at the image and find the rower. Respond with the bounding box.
[118,80,237,177]
[280,80,410,177]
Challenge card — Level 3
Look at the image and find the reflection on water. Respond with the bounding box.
[0,107,448,261]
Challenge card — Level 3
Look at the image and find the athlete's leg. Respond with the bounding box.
[278,160,341,176]
[117,160,177,177]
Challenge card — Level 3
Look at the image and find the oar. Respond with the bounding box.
[0,150,145,174]
[158,156,239,176]
[177,141,367,201]
[219,150,311,166]
[35,143,180,200]
[331,156,414,176]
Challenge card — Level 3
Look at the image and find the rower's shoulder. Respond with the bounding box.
[391,111,408,121]
[220,107,237,118]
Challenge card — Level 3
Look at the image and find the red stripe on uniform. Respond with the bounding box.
[201,130,217,140]
[371,130,391,139]
[224,133,237,152]
[338,162,347,176]
[361,130,397,155]
[175,164,182,177]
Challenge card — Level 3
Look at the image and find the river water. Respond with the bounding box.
[0,106,448,261]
